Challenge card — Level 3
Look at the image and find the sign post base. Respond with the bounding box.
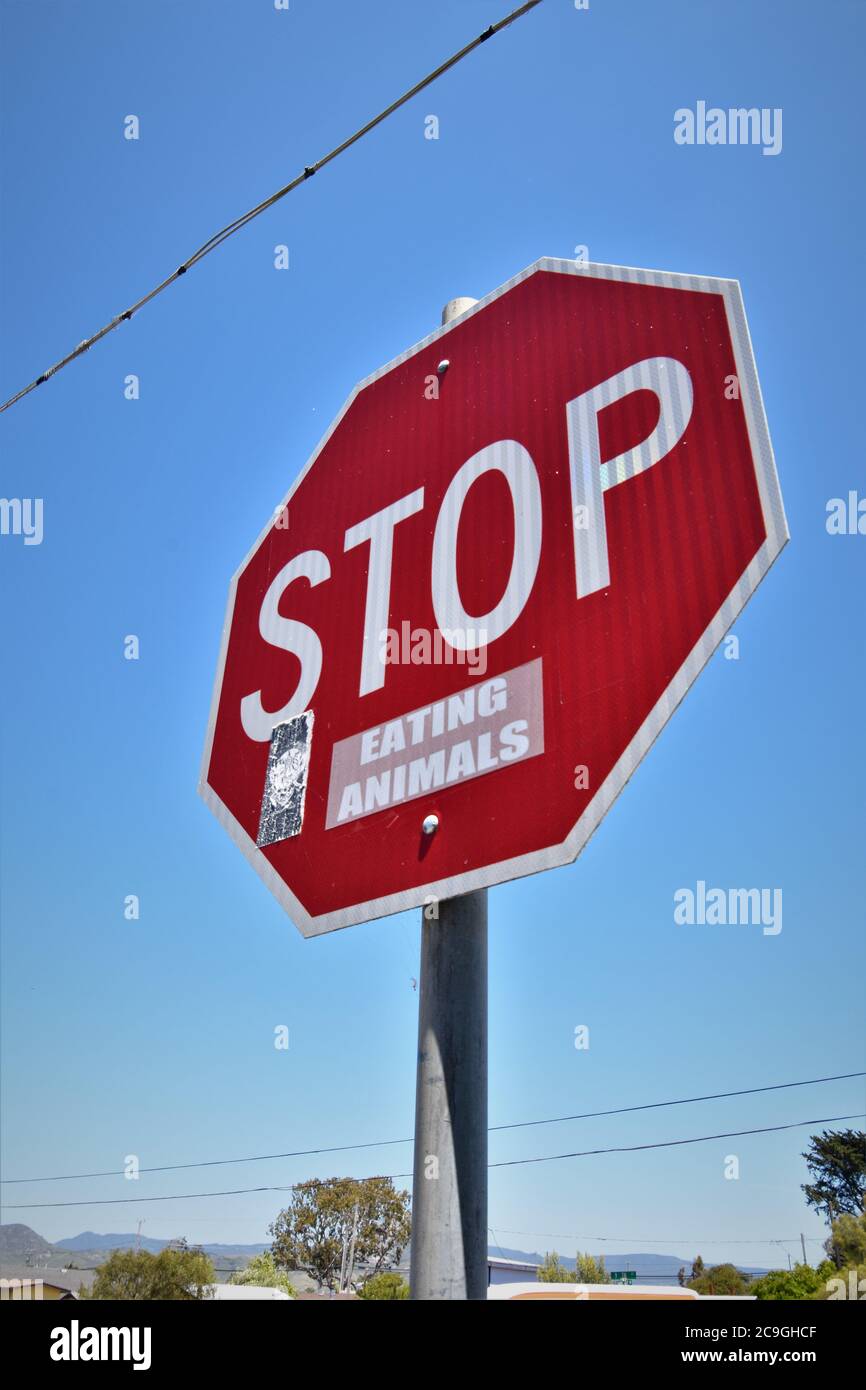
[410,888,488,1300]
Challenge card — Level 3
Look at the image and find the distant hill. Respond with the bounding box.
[1,1225,772,1285]
[0,1223,54,1257]
[52,1231,269,1259]
[53,1231,166,1255]
[0,1224,268,1277]
[489,1245,771,1282]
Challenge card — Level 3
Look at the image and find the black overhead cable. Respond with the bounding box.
[0,2,545,415]
[3,1111,862,1209]
[491,1226,830,1247]
[484,1113,865,1171]
[3,1068,861,1185]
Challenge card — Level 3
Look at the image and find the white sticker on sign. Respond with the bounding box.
[325,659,544,828]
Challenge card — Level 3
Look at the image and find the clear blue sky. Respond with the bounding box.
[1,0,863,1270]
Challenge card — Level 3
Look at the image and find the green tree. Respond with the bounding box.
[537,1250,576,1283]
[358,1272,410,1300]
[575,1251,610,1284]
[537,1250,609,1284]
[80,1246,214,1300]
[269,1177,411,1293]
[813,1265,866,1301]
[228,1251,296,1297]
[812,1211,866,1300]
[801,1129,865,1221]
[687,1262,749,1297]
[750,1262,836,1301]
[823,1209,866,1269]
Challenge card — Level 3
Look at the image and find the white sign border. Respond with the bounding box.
[199,257,789,938]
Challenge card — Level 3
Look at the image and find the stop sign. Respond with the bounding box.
[200,258,787,937]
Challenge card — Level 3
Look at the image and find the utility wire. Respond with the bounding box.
[2,1186,297,1210]
[489,1070,866,1134]
[3,1111,862,1209]
[485,1114,865,1172]
[3,1069,861,1185]
[492,1227,829,1246]
[0,1135,409,1185]
[0,1,544,416]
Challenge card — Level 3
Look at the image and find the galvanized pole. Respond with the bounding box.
[338,1224,349,1293]
[410,296,488,1302]
[345,1201,360,1292]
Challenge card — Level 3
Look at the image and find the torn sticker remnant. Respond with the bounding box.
[257,711,314,848]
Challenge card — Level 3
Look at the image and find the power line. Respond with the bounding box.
[0,1134,409,1185]
[489,1071,866,1133]
[2,1186,297,1211]
[492,1228,829,1247]
[3,1111,862,1210]
[0,1174,385,1212]
[3,1069,861,1185]
[0,1,544,416]
[485,1113,865,1171]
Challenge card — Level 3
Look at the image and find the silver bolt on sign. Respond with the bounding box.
[256,711,314,848]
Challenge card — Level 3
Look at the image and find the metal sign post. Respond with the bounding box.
[410,887,488,1300]
[410,299,488,1303]
[201,264,786,1297]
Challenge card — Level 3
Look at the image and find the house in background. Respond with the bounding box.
[487,1256,542,1286]
[0,1265,95,1300]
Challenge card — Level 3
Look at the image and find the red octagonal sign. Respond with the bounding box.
[200,258,787,936]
